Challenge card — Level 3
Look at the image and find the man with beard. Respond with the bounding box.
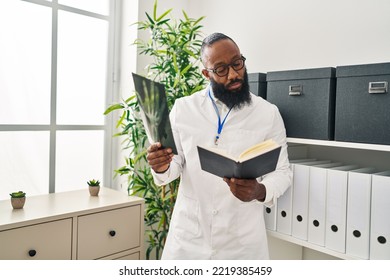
[146,32,292,259]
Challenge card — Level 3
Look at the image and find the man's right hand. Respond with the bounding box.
[146,142,174,173]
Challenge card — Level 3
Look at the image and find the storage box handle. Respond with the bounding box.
[289,85,302,96]
[368,81,388,94]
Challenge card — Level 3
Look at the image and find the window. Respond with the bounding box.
[0,0,115,200]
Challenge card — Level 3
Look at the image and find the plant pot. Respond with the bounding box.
[89,186,100,196]
[11,197,26,209]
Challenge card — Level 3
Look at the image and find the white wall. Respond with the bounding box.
[195,0,390,72]
[134,0,390,73]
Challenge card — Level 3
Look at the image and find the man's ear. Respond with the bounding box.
[202,69,211,80]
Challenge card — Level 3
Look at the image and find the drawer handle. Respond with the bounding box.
[369,81,388,94]
[28,249,37,257]
[288,85,302,96]
[109,230,116,237]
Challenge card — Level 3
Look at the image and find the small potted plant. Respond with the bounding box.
[10,191,26,209]
[87,179,100,196]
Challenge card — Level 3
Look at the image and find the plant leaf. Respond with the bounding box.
[156,9,172,22]
[103,103,124,115]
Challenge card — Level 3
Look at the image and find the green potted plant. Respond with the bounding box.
[10,191,26,209]
[87,179,100,196]
[104,0,206,259]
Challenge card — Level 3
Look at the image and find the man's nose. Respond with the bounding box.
[227,65,239,80]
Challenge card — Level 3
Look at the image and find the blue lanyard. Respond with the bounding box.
[208,89,234,145]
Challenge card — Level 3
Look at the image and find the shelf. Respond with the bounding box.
[273,139,390,260]
[267,230,362,260]
[287,138,390,152]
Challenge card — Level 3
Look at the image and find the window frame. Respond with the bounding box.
[0,0,119,195]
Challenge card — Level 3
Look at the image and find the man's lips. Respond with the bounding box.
[227,81,243,91]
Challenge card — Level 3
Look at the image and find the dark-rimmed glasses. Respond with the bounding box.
[205,55,246,77]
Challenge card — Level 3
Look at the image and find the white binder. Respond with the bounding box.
[307,162,343,246]
[346,168,375,259]
[370,171,390,259]
[291,160,331,240]
[276,181,293,235]
[276,159,316,235]
[264,203,277,231]
[325,165,359,253]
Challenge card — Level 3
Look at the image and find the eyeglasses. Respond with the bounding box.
[205,55,246,77]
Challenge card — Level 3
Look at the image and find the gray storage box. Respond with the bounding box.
[335,62,390,145]
[248,72,267,98]
[266,67,336,140]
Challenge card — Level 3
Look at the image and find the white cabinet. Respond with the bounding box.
[0,187,144,260]
[268,138,390,260]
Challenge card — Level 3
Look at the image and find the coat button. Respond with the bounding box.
[212,210,218,215]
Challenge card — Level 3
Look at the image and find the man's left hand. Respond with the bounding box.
[223,178,266,202]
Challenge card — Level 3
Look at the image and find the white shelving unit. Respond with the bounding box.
[287,138,390,172]
[288,138,390,152]
[267,230,360,260]
[267,137,390,260]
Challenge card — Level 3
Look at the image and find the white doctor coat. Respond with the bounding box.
[152,87,292,259]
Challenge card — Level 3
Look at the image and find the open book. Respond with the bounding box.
[132,73,177,154]
[197,139,281,179]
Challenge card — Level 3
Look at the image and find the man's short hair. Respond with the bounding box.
[201,33,237,64]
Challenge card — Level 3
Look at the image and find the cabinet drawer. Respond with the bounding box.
[114,251,140,260]
[77,205,141,259]
[0,218,72,260]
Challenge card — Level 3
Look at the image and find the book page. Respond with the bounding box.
[238,139,278,161]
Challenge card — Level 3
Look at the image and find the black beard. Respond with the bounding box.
[211,70,251,109]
